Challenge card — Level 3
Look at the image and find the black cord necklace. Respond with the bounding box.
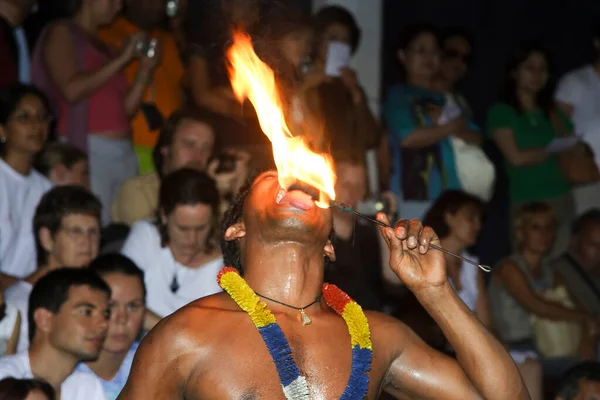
[255,292,322,325]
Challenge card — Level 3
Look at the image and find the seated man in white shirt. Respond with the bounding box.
[5,185,101,352]
[0,268,109,400]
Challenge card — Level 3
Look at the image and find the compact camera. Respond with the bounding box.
[166,0,180,17]
[355,197,393,218]
[136,38,158,58]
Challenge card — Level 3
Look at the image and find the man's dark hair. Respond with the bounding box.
[35,142,87,178]
[88,253,146,300]
[152,106,217,178]
[422,190,484,239]
[555,361,600,400]
[313,5,361,54]
[33,186,102,266]
[0,378,55,400]
[28,268,111,342]
[157,168,220,250]
[572,208,600,235]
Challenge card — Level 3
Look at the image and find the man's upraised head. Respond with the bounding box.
[220,170,335,274]
[33,185,102,268]
[28,268,110,347]
[570,209,600,270]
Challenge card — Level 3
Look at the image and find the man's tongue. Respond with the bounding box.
[281,190,314,210]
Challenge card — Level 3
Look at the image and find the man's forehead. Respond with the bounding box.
[63,285,108,305]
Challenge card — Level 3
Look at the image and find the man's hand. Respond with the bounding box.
[207,149,250,198]
[376,214,447,294]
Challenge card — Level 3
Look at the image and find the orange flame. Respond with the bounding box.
[226,31,336,207]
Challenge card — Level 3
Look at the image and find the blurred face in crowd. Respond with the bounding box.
[100,273,145,354]
[573,221,600,272]
[40,214,100,269]
[517,212,557,254]
[162,119,215,175]
[89,0,122,25]
[278,27,314,69]
[444,203,482,248]
[223,0,259,27]
[513,50,549,94]
[317,22,352,62]
[45,285,110,360]
[440,35,472,87]
[0,94,50,157]
[50,160,90,190]
[556,378,600,400]
[334,162,367,210]
[163,204,214,263]
[398,32,441,82]
[125,0,165,27]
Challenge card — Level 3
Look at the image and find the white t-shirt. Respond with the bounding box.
[0,304,19,356]
[121,220,224,317]
[0,351,107,400]
[5,281,33,353]
[555,65,600,136]
[0,159,52,277]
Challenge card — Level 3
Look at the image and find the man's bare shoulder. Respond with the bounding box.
[364,310,420,361]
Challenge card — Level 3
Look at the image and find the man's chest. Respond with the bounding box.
[185,321,389,399]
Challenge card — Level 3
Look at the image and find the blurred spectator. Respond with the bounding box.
[32,0,160,225]
[325,151,387,311]
[167,0,187,55]
[0,269,108,399]
[489,203,596,360]
[0,84,53,278]
[99,0,185,174]
[0,0,35,87]
[435,26,474,108]
[555,361,600,400]
[302,5,380,153]
[79,254,145,400]
[383,24,482,221]
[35,142,89,189]
[5,186,101,353]
[487,43,575,258]
[112,107,248,226]
[0,288,19,357]
[0,378,54,400]
[555,27,600,216]
[550,209,600,315]
[185,0,259,117]
[121,169,223,318]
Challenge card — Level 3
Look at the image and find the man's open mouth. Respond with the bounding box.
[287,182,319,200]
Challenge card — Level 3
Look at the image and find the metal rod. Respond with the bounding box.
[331,201,491,273]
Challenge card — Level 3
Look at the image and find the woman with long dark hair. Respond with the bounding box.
[382,24,482,221]
[0,84,53,278]
[487,43,575,256]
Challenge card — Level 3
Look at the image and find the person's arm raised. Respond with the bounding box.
[492,128,548,167]
[376,214,529,400]
[44,23,139,103]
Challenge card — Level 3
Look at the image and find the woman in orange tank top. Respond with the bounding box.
[39,0,162,225]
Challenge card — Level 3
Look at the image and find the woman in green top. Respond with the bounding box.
[487,43,574,257]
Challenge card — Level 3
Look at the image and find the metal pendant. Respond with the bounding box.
[170,275,180,293]
[299,309,312,325]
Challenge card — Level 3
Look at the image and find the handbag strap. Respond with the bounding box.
[564,253,600,307]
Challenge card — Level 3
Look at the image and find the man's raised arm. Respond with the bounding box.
[376,215,529,400]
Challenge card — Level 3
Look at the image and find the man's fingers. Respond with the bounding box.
[419,226,437,254]
[405,219,423,250]
[393,219,409,240]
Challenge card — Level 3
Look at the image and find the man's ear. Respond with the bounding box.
[39,227,55,253]
[324,239,336,262]
[33,308,54,338]
[224,221,246,242]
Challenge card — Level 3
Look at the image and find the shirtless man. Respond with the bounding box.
[118,171,528,399]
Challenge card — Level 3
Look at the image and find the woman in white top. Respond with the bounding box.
[0,84,53,280]
[121,168,223,320]
[423,190,543,400]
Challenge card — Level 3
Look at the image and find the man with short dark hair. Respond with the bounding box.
[5,185,102,352]
[0,268,110,400]
[555,361,600,400]
[550,209,600,315]
[118,171,527,399]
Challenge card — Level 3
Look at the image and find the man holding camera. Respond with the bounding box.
[99,0,184,174]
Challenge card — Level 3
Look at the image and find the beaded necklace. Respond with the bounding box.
[217,267,372,399]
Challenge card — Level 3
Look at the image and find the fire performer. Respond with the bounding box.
[116,32,528,400]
